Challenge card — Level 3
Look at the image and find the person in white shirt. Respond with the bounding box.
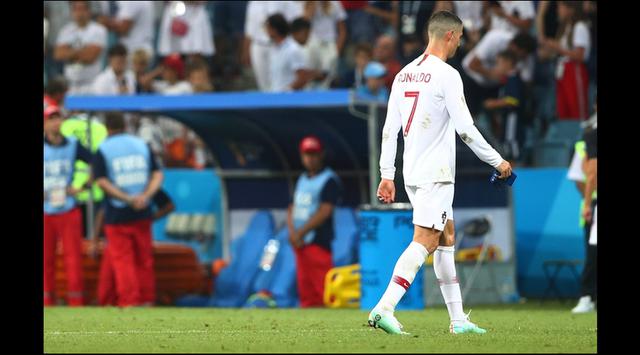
[487,1,535,35]
[54,1,108,95]
[461,29,535,115]
[541,1,591,120]
[151,54,194,95]
[158,1,215,58]
[99,1,154,63]
[368,10,512,336]
[290,17,334,90]
[302,1,347,69]
[453,1,483,49]
[91,44,136,95]
[242,1,304,91]
[265,14,309,92]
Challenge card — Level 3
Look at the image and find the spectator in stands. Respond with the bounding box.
[242,1,304,91]
[98,1,154,62]
[541,1,591,120]
[45,1,103,82]
[44,105,94,306]
[91,44,137,95]
[373,35,402,90]
[290,17,333,90]
[400,34,423,66]
[134,115,167,166]
[131,49,153,93]
[54,1,108,95]
[341,1,374,44]
[94,189,175,306]
[44,76,69,110]
[303,1,347,58]
[363,1,399,38]
[209,1,247,90]
[356,62,389,101]
[582,1,597,108]
[453,1,484,51]
[486,1,535,35]
[396,1,436,63]
[482,50,524,162]
[158,1,215,61]
[288,136,342,307]
[338,43,373,89]
[187,59,215,93]
[144,53,193,94]
[462,31,536,115]
[535,1,559,60]
[93,112,164,307]
[265,14,309,92]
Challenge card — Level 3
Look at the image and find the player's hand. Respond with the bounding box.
[582,204,593,224]
[88,238,99,259]
[131,195,149,210]
[66,186,82,196]
[289,230,304,249]
[497,160,512,179]
[377,179,396,204]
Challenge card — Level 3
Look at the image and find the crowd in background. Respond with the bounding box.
[44,1,597,167]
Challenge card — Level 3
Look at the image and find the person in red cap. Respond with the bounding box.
[287,135,342,307]
[153,54,193,94]
[44,106,94,306]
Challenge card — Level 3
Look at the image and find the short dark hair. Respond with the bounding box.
[108,44,128,58]
[497,50,518,65]
[426,11,463,39]
[105,112,126,131]
[511,32,536,54]
[45,76,68,96]
[354,42,373,57]
[266,13,289,37]
[290,17,311,33]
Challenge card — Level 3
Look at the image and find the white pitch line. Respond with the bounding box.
[45,328,373,336]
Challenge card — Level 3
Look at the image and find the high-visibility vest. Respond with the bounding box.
[60,115,108,203]
[575,140,597,227]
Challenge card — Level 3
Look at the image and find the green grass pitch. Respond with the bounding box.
[44,302,596,353]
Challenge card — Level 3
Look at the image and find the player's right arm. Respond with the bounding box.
[444,69,512,178]
[378,77,402,203]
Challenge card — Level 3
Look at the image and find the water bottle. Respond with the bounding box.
[260,239,280,271]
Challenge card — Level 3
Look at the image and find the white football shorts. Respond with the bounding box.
[404,182,454,231]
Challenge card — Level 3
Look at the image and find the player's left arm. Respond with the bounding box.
[445,70,507,170]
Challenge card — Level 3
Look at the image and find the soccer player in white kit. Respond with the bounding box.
[368,11,512,335]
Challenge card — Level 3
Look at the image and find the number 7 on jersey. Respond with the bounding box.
[404,91,420,137]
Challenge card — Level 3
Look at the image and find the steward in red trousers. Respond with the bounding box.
[93,113,164,307]
[95,189,175,306]
[44,106,94,306]
[287,136,342,307]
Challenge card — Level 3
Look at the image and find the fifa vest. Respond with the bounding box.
[99,134,151,208]
[292,168,338,245]
[44,137,78,215]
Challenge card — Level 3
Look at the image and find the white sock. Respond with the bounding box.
[433,246,466,323]
[374,242,428,314]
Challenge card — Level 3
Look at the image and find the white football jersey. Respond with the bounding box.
[379,53,503,185]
